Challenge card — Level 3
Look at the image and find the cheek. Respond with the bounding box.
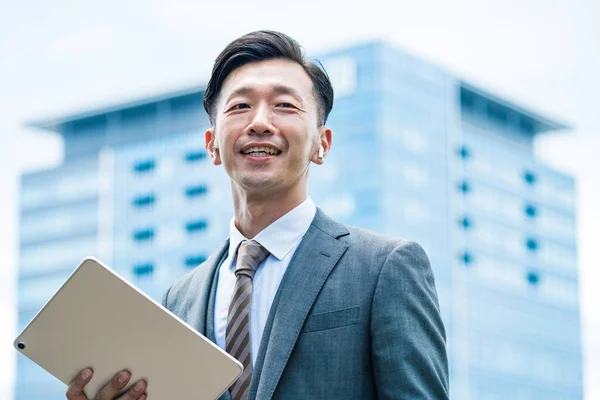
[216,125,241,152]
[287,140,315,167]
[272,113,309,132]
[277,121,316,151]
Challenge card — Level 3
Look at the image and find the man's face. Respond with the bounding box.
[206,59,328,196]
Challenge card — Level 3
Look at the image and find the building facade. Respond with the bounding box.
[16,42,582,399]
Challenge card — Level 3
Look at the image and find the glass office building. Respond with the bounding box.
[16,42,582,399]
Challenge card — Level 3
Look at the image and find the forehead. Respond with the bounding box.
[220,59,315,101]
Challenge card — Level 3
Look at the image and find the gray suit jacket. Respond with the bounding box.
[162,208,449,399]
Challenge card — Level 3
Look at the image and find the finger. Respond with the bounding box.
[119,380,147,400]
[93,370,131,400]
[66,368,93,400]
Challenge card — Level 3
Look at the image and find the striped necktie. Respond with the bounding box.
[226,240,270,400]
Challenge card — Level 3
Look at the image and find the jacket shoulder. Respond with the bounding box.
[313,208,427,262]
[344,225,423,255]
[162,259,213,310]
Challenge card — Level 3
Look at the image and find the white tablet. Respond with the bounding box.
[14,257,242,399]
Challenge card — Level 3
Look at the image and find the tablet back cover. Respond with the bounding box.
[14,257,242,399]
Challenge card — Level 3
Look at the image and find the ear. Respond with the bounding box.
[311,127,332,165]
[205,128,222,166]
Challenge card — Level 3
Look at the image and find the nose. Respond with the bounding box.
[247,103,275,135]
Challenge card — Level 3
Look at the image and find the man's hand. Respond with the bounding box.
[66,368,147,400]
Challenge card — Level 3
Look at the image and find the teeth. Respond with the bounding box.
[243,146,280,155]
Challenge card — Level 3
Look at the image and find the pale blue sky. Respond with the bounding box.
[1,0,598,398]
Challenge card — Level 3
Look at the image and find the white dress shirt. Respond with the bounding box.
[214,196,317,366]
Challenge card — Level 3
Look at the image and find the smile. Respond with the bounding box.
[240,146,282,156]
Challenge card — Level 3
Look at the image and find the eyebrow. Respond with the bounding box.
[225,85,304,104]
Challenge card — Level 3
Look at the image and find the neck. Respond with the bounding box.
[231,182,308,239]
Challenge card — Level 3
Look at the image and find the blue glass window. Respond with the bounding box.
[460,216,473,230]
[520,117,535,134]
[458,180,471,194]
[525,204,537,218]
[185,220,208,233]
[457,145,471,160]
[133,263,154,277]
[487,101,509,125]
[524,170,537,185]
[185,150,207,162]
[132,194,156,208]
[133,159,156,173]
[185,185,208,198]
[185,254,207,268]
[526,271,540,286]
[132,228,155,242]
[460,251,473,266]
[526,237,539,251]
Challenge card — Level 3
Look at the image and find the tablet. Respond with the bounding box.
[14,257,242,399]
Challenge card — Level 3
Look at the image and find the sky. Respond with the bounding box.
[1,0,598,398]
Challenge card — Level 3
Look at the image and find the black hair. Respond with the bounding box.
[203,30,334,126]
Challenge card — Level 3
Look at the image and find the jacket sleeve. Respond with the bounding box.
[161,285,172,309]
[370,241,449,399]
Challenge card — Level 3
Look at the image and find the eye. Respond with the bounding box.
[231,103,250,111]
[277,103,295,108]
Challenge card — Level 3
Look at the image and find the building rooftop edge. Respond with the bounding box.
[25,84,207,133]
[459,81,571,133]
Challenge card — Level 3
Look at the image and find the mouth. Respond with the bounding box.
[240,145,282,158]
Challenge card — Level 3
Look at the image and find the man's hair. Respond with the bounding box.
[203,30,334,127]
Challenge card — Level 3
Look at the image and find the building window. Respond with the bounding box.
[487,101,509,125]
[185,185,208,198]
[133,159,156,174]
[132,194,156,208]
[185,150,207,163]
[185,220,208,233]
[185,254,207,268]
[460,251,474,266]
[526,237,539,252]
[132,228,155,242]
[525,204,537,218]
[520,117,535,134]
[526,271,540,286]
[523,170,537,185]
[458,180,471,194]
[459,216,473,230]
[133,263,154,278]
[457,145,471,160]
[122,104,157,128]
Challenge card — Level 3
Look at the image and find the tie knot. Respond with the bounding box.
[234,240,270,279]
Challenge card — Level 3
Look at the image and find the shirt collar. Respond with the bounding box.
[227,196,317,263]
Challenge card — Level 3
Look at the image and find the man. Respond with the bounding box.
[67,30,448,400]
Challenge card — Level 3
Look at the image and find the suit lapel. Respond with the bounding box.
[206,241,229,342]
[193,239,229,337]
[198,239,233,400]
[249,208,350,399]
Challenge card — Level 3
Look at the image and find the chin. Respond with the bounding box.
[239,174,279,192]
